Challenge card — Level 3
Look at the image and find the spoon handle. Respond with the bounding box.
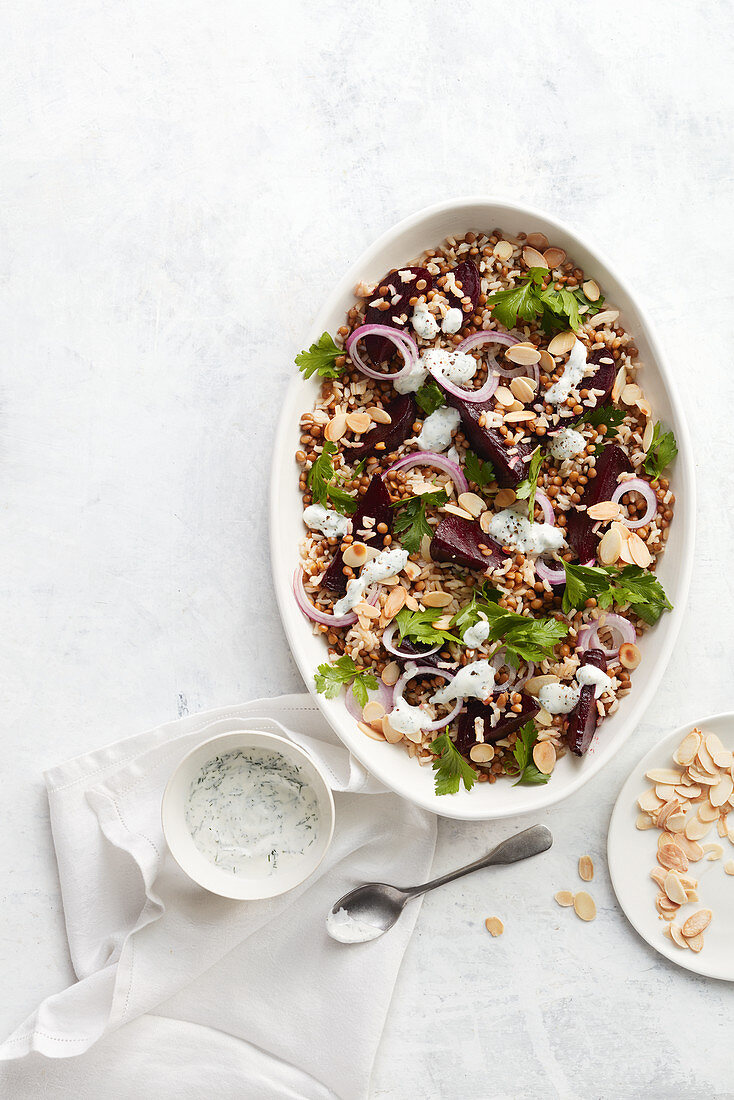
[402,824,552,898]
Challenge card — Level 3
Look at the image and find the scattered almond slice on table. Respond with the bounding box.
[485,917,504,937]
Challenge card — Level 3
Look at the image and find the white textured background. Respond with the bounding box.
[2,2,734,1097]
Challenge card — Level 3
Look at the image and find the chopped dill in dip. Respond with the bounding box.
[185,748,321,877]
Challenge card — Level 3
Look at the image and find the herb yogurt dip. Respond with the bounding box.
[185,748,321,877]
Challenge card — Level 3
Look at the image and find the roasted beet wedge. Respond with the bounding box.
[350,393,417,461]
[567,648,607,757]
[445,392,533,488]
[363,266,433,363]
[431,514,505,572]
[583,348,617,407]
[449,260,481,313]
[566,443,632,561]
[454,695,540,757]
[321,474,392,595]
[394,638,444,669]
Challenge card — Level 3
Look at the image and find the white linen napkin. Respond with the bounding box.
[0,695,437,1100]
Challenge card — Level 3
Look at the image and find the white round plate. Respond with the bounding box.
[270,197,696,820]
[608,712,734,980]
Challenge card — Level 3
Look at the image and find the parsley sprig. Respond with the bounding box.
[464,448,495,489]
[451,591,568,666]
[429,732,476,795]
[391,490,448,555]
[643,422,678,480]
[296,332,345,380]
[504,721,550,786]
[314,656,378,707]
[394,606,458,648]
[486,268,604,334]
[574,406,625,453]
[515,447,543,520]
[415,380,446,416]
[562,561,672,625]
[307,442,357,515]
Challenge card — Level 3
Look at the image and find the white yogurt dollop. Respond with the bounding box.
[463,618,490,649]
[333,547,409,616]
[185,749,321,878]
[422,348,477,386]
[326,907,384,943]
[411,302,439,341]
[416,406,461,453]
[431,660,496,705]
[549,427,586,462]
[386,695,426,736]
[576,664,613,697]
[545,341,589,405]
[302,503,350,539]
[538,683,580,714]
[442,307,464,335]
[485,507,566,558]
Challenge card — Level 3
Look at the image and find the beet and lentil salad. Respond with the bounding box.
[294,229,678,797]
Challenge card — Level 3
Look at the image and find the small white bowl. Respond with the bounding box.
[162,730,335,900]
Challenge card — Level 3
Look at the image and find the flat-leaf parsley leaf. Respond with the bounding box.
[504,721,550,786]
[643,422,678,480]
[296,332,345,380]
[429,732,476,795]
[307,442,358,515]
[464,448,495,489]
[515,447,543,520]
[415,380,446,416]
[562,561,672,625]
[392,490,448,555]
[314,656,378,705]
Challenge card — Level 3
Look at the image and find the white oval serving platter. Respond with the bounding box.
[270,198,695,820]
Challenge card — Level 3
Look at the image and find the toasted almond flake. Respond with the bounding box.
[587,500,624,522]
[656,892,679,913]
[573,891,596,921]
[696,741,718,775]
[544,247,567,269]
[484,916,504,937]
[494,240,514,261]
[494,488,517,508]
[578,855,594,882]
[686,932,705,952]
[457,492,486,518]
[611,520,632,542]
[381,661,400,686]
[620,383,642,406]
[525,675,560,700]
[582,279,600,302]
[598,526,623,565]
[355,601,380,620]
[638,787,664,813]
[367,406,392,424]
[346,412,372,435]
[536,707,553,727]
[650,867,666,887]
[703,843,724,861]
[674,729,702,766]
[727,822,734,844]
[590,309,620,327]
[666,812,686,833]
[383,586,408,621]
[432,614,453,631]
[656,800,681,830]
[522,246,547,269]
[548,330,576,356]
[359,720,386,742]
[343,542,369,568]
[713,750,734,768]
[685,817,711,841]
[510,376,536,403]
[554,890,574,907]
[538,348,554,373]
[324,413,348,442]
[655,783,679,802]
[688,767,718,786]
[637,398,652,417]
[443,503,474,521]
[697,801,719,822]
[682,909,712,938]
[526,232,549,251]
[658,843,688,872]
[670,923,688,949]
[533,741,556,775]
[504,410,536,424]
[611,365,626,403]
[724,860,734,875]
[663,872,688,905]
[422,589,453,608]
[710,773,733,807]
[506,343,542,367]
[495,385,515,406]
[676,836,704,861]
[470,743,495,764]
[617,642,640,670]
[627,531,653,568]
[636,813,655,830]
[646,767,684,785]
[362,700,386,725]
[705,733,725,757]
[642,419,655,451]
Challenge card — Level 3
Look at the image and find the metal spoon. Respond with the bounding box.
[327,823,553,943]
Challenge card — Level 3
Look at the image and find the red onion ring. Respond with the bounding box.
[534,490,554,525]
[611,477,658,529]
[392,664,463,732]
[455,330,520,354]
[381,623,441,660]
[577,613,636,659]
[490,648,536,691]
[492,360,541,387]
[344,679,395,722]
[383,451,469,495]
[427,357,499,404]
[293,568,358,627]
[534,558,566,586]
[345,324,418,382]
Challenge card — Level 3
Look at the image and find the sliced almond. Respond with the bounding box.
[346,412,372,435]
[697,801,719,823]
[381,716,404,744]
[479,510,493,534]
[646,768,684,784]
[504,410,536,424]
[539,348,554,373]
[638,787,664,813]
[536,707,552,727]
[598,526,623,565]
[586,501,623,522]
[548,330,576,357]
[705,732,725,756]
[324,413,348,442]
[611,365,626,403]
[666,812,686,833]
[362,700,386,725]
[506,343,542,367]
[485,916,504,937]
[443,503,474,522]
[703,843,724,861]
[696,740,718,775]
[544,247,567,269]
[526,232,549,251]
[636,813,655,830]
[533,741,556,775]
[710,773,733,807]
[495,488,517,508]
[366,405,392,424]
[669,923,688,949]
[627,531,653,568]
[343,541,369,568]
[495,385,515,407]
[578,855,594,882]
[650,867,666,887]
[675,836,704,862]
[493,240,514,262]
[619,642,641,670]
[421,589,452,608]
[724,860,734,875]
[686,932,705,953]
[656,800,681,830]
[674,729,702,765]
[663,872,688,905]
[682,909,712,938]
[470,743,495,764]
[684,817,711,841]
[359,720,385,742]
[590,309,620,327]
[555,890,574,907]
[510,376,536,403]
[526,674,560,698]
[573,891,596,921]
[582,279,600,302]
[642,419,655,451]
[383,585,407,621]
[713,750,734,768]
[457,492,486,518]
[381,660,400,686]
[658,843,688,873]
[522,246,547,269]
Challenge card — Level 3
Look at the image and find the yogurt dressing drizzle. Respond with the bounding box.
[185,748,321,877]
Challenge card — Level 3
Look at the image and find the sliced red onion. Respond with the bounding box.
[392,664,463,731]
[493,360,541,387]
[534,490,554,525]
[455,330,539,387]
[346,324,418,382]
[293,568,358,627]
[427,358,499,404]
[383,451,469,495]
[490,648,536,691]
[345,678,394,722]
[534,558,567,586]
[611,477,657,529]
[577,613,636,659]
[382,623,441,660]
[455,331,520,354]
